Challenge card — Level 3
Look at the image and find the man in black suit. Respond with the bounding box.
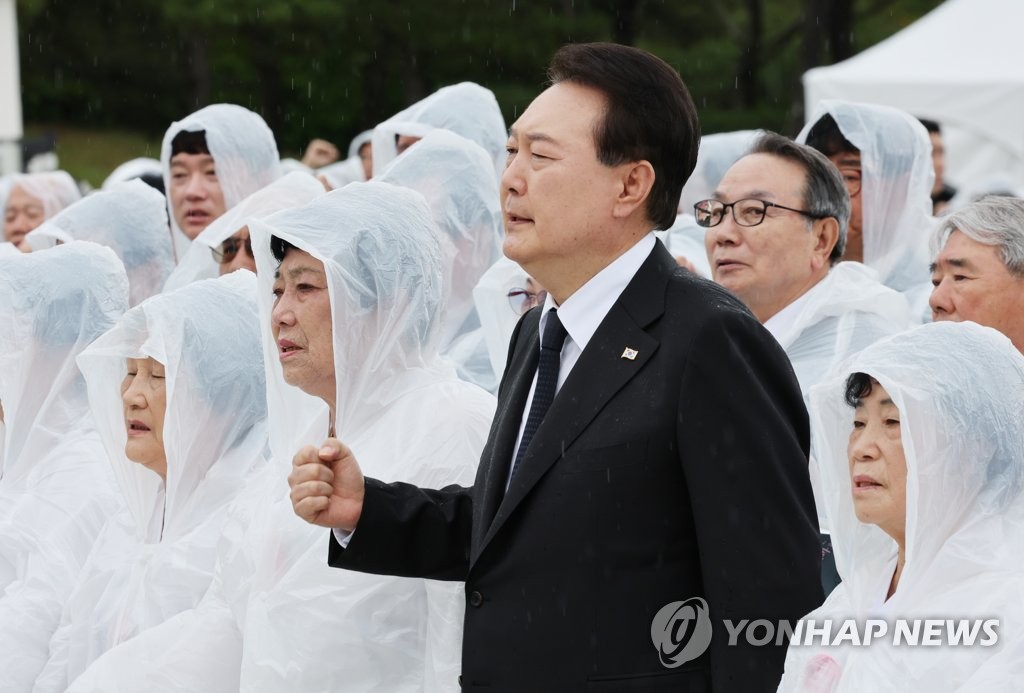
[288,42,823,692]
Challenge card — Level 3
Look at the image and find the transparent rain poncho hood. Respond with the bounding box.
[26,180,175,306]
[372,82,507,179]
[4,171,81,220]
[317,130,373,189]
[798,101,935,296]
[64,183,496,692]
[375,129,502,388]
[779,322,1024,691]
[28,272,270,691]
[0,242,128,486]
[160,103,281,261]
[162,171,324,291]
[0,243,128,690]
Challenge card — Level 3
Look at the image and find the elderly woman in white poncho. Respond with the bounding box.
[67,182,496,692]
[0,242,127,690]
[778,321,1024,692]
[375,129,502,391]
[25,179,175,306]
[29,271,269,692]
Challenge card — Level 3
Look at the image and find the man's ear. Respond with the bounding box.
[611,161,656,220]
[811,216,840,270]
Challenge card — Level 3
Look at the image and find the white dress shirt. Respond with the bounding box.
[505,232,656,489]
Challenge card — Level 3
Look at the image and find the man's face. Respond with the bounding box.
[827,151,862,259]
[271,249,337,406]
[3,185,46,250]
[928,131,945,197]
[704,153,832,323]
[501,81,630,296]
[168,151,227,239]
[930,230,1024,352]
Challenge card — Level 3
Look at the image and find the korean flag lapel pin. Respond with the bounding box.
[621,346,638,361]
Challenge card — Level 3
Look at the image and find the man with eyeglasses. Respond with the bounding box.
[701,132,910,595]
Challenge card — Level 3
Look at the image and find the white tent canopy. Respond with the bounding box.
[803,0,1024,189]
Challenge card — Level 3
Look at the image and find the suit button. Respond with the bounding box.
[468,590,483,607]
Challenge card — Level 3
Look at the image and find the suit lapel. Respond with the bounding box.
[475,243,678,560]
[472,310,540,554]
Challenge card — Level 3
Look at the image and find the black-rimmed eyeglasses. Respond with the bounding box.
[694,198,831,228]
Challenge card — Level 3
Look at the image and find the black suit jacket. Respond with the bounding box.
[330,242,823,692]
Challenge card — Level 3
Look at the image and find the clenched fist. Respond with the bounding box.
[288,438,365,531]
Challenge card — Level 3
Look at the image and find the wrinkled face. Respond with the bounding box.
[3,185,46,250]
[501,81,628,290]
[217,226,257,276]
[848,381,908,543]
[930,230,1024,353]
[828,151,862,260]
[271,249,336,407]
[928,131,945,197]
[704,153,830,323]
[121,357,168,479]
[169,152,227,239]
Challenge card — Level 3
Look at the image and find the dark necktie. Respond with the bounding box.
[509,308,568,481]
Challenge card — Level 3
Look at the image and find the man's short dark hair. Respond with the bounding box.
[748,132,851,264]
[547,42,700,230]
[918,118,941,134]
[170,130,211,157]
[804,114,858,158]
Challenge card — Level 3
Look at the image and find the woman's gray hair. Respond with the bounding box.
[748,132,851,264]
[933,195,1024,277]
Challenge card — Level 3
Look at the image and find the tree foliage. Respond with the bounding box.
[17,0,942,154]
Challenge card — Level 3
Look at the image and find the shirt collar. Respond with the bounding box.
[540,233,657,351]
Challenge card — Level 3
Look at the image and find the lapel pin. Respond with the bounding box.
[621,347,638,361]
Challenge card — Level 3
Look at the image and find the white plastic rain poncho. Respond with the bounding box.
[3,171,81,220]
[25,180,175,306]
[29,271,269,692]
[764,262,911,397]
[376,129,502,391]
[0,243,128,690]
[160,103,281,261]
[101,157,162,190]
[798,101,935,306]
[162,171,325,291]
[372,82,507,179]
[67,183,496,693]
[778,322,1024,692]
